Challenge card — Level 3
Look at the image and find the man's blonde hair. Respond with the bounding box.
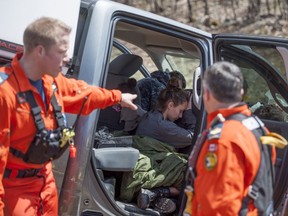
[23,17,72,53]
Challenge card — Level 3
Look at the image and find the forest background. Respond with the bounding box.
[113,0,288,38]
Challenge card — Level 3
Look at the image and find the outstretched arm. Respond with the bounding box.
[120,93,138,110]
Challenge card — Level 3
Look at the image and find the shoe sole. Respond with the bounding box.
[153,197,176,214]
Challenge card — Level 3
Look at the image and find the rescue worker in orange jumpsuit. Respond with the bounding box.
[190,61,275,215]
[0,17,137,216]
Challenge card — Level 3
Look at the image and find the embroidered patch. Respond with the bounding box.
[208,143,217,152]
[207,124,223,140]
[0,72,9,85]
[205,152,217,171]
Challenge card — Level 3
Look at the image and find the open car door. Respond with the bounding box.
[213,35,288,214]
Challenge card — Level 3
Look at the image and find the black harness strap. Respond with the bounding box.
[51,91,65,128]
[26,91,45,131]
[9,87,64,161]
[4,168,42,178]
[227,114,274,216]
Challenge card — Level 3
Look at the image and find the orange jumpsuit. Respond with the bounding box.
[0,53,122,216]
[191,104,275,216]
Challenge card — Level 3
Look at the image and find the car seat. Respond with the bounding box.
[97,54,143,132]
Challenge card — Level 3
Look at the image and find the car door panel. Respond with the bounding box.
[214,35,288,212]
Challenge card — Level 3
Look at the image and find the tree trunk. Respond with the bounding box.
[266,0,271,15]
[231,0,237,20]
[247,1,261,20]
[187,0,193,22]
[204,0,209,15]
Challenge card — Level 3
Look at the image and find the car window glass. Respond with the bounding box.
[241,66,288,122]
[111,20,202,86]
[165,54,200,88]
[220,43,288,123]
[248,46,288,82]
[110,40,156,81]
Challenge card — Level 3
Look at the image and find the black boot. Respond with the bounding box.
[153,197,176,214]
[137,187,170,209]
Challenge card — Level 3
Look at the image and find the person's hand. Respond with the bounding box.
[120,93,138,110]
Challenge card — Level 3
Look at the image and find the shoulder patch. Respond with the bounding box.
[208,123,223,140]
[205,152,217,171]
[0,71,9,85]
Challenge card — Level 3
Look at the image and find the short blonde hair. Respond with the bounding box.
[23,17,72,53]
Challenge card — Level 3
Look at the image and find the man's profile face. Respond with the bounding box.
[42,33,70,77]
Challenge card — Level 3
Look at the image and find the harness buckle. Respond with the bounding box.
[248,185,258,200]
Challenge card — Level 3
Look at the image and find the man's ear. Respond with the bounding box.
[35,45,45,57]
[203,88,209,101]
[240,88,244,96]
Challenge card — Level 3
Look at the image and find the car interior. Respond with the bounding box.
[90,19,288,215]
[90,20,203,215]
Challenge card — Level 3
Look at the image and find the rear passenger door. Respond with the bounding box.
[213,35,288,213]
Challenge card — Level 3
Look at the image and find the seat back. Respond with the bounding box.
[97,54,143,132]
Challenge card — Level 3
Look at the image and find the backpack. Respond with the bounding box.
[185,113,275,216]
[229,114,274,216]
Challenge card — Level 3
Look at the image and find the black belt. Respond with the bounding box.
[4,168,42,178]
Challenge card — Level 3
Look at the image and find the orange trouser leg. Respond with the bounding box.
[40,168,58,216]
[3,168,58,216]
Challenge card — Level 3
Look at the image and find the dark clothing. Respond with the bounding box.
[136,110,193,148]
[137,70,196,133]
[137,71,170,111]
[29,79,46,103]
[119,135,187,202]
[175,108,197,131]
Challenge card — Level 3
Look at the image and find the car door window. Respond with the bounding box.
[218,43,288,122]
[248,46,287,81]
[241,64,288,122]
[165,54,200,88]
[110,20,203,87]
[110,42,153,81]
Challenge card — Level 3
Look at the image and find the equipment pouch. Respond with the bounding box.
[24,128,72,164]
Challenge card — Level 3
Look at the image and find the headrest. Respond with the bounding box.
[109,54,143,77]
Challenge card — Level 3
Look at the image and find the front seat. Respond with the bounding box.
[97,54,143,132]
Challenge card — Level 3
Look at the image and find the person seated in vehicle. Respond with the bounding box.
[138,70,186,112]
[119,86,194,214]
[136,85,194,148]
[138,70,196,131]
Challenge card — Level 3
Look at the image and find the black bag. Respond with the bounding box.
[228,114,274,216]
[24,128,70,164]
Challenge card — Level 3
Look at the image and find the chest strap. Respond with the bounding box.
[10,88,65,159]
[25,88,65,131]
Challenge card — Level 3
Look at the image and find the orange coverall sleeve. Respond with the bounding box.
[0,90,11,216]
[193,140,247,215]
[55,73,122,115]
